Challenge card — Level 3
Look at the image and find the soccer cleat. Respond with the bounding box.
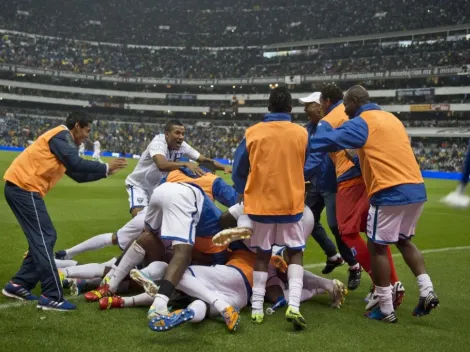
[2,281,38,301]
[285,306,307,330]
[392,282,405,309]
[222,306,240,332]
[99,296,125,310]
[58,269,66,288]
[130,269,160,297]
[270,255,288,273]
[84,284,112,302]
[412,291,439,317]
[321,257,345,274]
[69,279,86,296]
[251,311,264,324]
[364,307,397,323]
[330,279,348,308]
[347,266,362,290]
[148,309,195,332]
[365,291,379,311]
[37,295,77,311]
[212,227,252,246]
[55,250,69,260]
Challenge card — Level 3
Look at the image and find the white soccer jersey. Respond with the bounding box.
[125,134,201,191]
[78,143,85,155]
[93,141,101,153]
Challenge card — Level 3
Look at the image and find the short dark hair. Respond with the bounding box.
[268,87,292,113]
[198,160,217,173]
[65,111,93,130]
[321,84,344,104]
[165,119,184,132]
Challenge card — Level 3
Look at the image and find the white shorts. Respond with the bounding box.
[126,184,150,211]
[187,265,248,314]
[145,182,204,246]
[367,202,425,244]
[116,207,147,250]
[249,220,305,252]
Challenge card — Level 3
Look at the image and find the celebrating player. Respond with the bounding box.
[308,85,438,323]
[1,111,127,311]
[125,119,231,217]
[231,87,309,330]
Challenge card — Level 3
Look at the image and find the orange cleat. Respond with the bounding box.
[84,284,112,302]
[222,306,240,332]
[99,296,125,310]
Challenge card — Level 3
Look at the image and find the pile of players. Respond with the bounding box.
[49,84,439,332]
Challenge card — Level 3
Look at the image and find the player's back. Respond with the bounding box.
[358,109,423,196]
[244,121,307,217]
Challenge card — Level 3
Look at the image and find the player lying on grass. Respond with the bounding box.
[83,179,237,310]
[214,202,404,312]
[55,162,238,260]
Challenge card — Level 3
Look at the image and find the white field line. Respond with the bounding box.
[1,245,469,310]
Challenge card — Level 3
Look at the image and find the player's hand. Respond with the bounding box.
[186,162,206,177]
[108,158,128,175]
[223,166,232,174]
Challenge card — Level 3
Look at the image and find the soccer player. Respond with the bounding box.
[78,142,85,156]
[1,111,127,311]
[308,85,439,323]
[304,85,404,302]
[55,161,237,259]
[125,119,231,217]
[92,139,102,162]
[231,87,309,329]
[300,91,361,287]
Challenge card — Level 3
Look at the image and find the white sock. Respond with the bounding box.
[251,271,268,313]
[188,300,207,323]
[302,270,334,293]
[213,298,230,313]
[102,257,118,267]
[376,285,394,315]
[287,264,304,313]
[66,233,114,258]
[55,259,78,268]
[64,263,106,279]
[141,261,168,281]
[417,274,433,297]
[152,294,170,315]
[123,293,154,307]
[327,254,340,261]
[108,242,145,293]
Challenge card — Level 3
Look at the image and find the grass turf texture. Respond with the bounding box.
[0,152,469,352]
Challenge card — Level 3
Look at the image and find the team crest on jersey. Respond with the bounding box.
[137,197,144,204]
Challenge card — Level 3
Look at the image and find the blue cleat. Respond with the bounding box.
[148,308,195,332]
[365,307,397,323]
[413,292,439,317]
[2,281,38,301]
[37,295,77,311]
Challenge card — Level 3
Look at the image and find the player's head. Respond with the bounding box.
[268,87,292,114]
[343,85,370,119]
[198,160,217,174]
[299,92,322,124]
[320,84,343,115]
[164,119,185,150]
[65,111,92,145]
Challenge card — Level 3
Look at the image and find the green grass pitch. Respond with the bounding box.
[0,152,469,352]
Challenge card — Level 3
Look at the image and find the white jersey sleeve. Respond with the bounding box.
[149,138,169,158]
[181,141,201,161]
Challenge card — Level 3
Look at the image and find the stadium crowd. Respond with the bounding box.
[1,111,468,172]
[0,0,468,46]
[1,34,468,79]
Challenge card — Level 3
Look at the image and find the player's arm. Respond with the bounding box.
[309,117,369,153]
[183,142,231,173]
[457,141,470,193]
[49,131,108,179]
[232,137,250,194]
[211,177,239,207]
[150,140,197,172]
[304,121,332,181]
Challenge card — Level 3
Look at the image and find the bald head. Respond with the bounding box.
[343,85,370,118]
